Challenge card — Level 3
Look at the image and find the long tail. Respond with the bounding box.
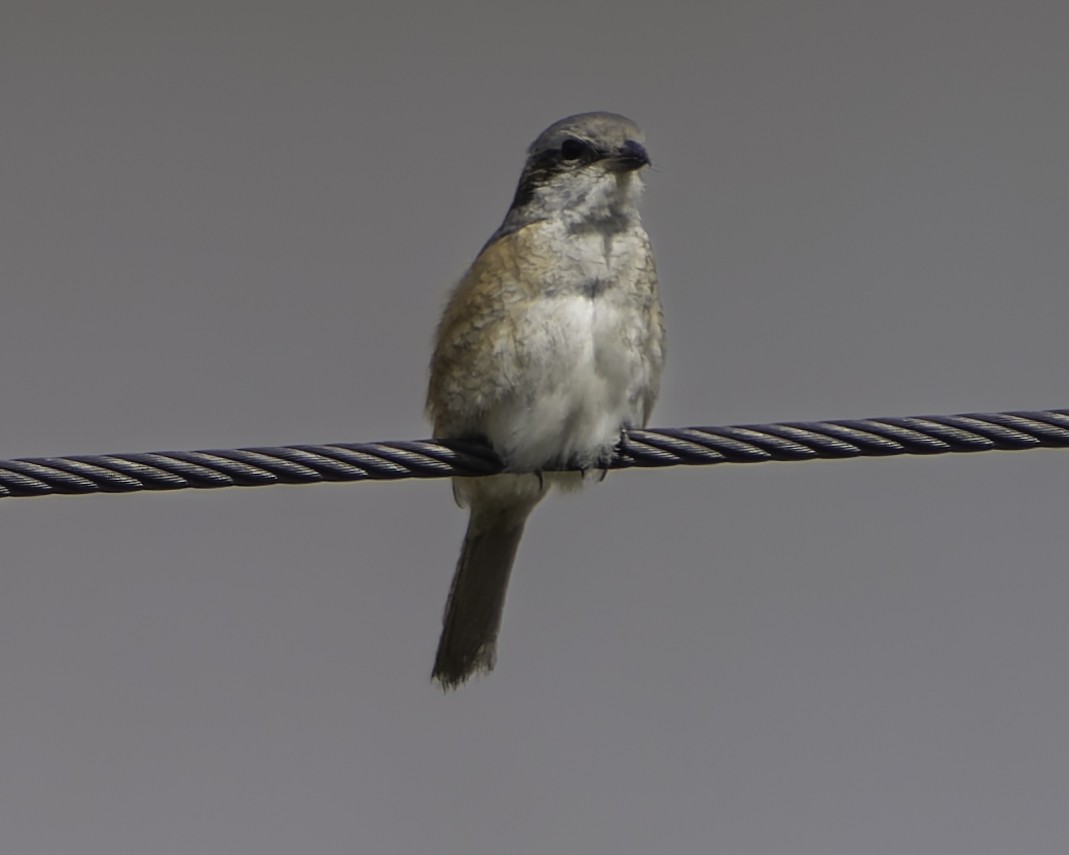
[432,498,533,689]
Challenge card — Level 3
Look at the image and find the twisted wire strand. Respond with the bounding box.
[1,408,1067,500]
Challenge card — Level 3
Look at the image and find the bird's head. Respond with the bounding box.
[504,112,650,231]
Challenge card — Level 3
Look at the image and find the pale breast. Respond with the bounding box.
[482,223,663,470]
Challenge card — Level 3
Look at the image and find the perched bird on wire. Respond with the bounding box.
[427,112,665,688]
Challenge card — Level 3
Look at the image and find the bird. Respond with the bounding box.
[426,112,665,689]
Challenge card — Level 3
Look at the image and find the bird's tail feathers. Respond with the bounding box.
[432,478,542,689]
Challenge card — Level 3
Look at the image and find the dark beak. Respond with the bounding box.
[606,139,651,172]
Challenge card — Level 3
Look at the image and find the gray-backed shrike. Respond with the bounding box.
[427,112,665,688]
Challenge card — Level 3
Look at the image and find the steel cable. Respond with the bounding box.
[1,408,1066,499]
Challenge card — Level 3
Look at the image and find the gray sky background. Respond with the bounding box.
[3,2,1069,853]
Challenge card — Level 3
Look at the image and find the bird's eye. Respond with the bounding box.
[560,138,587,161]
